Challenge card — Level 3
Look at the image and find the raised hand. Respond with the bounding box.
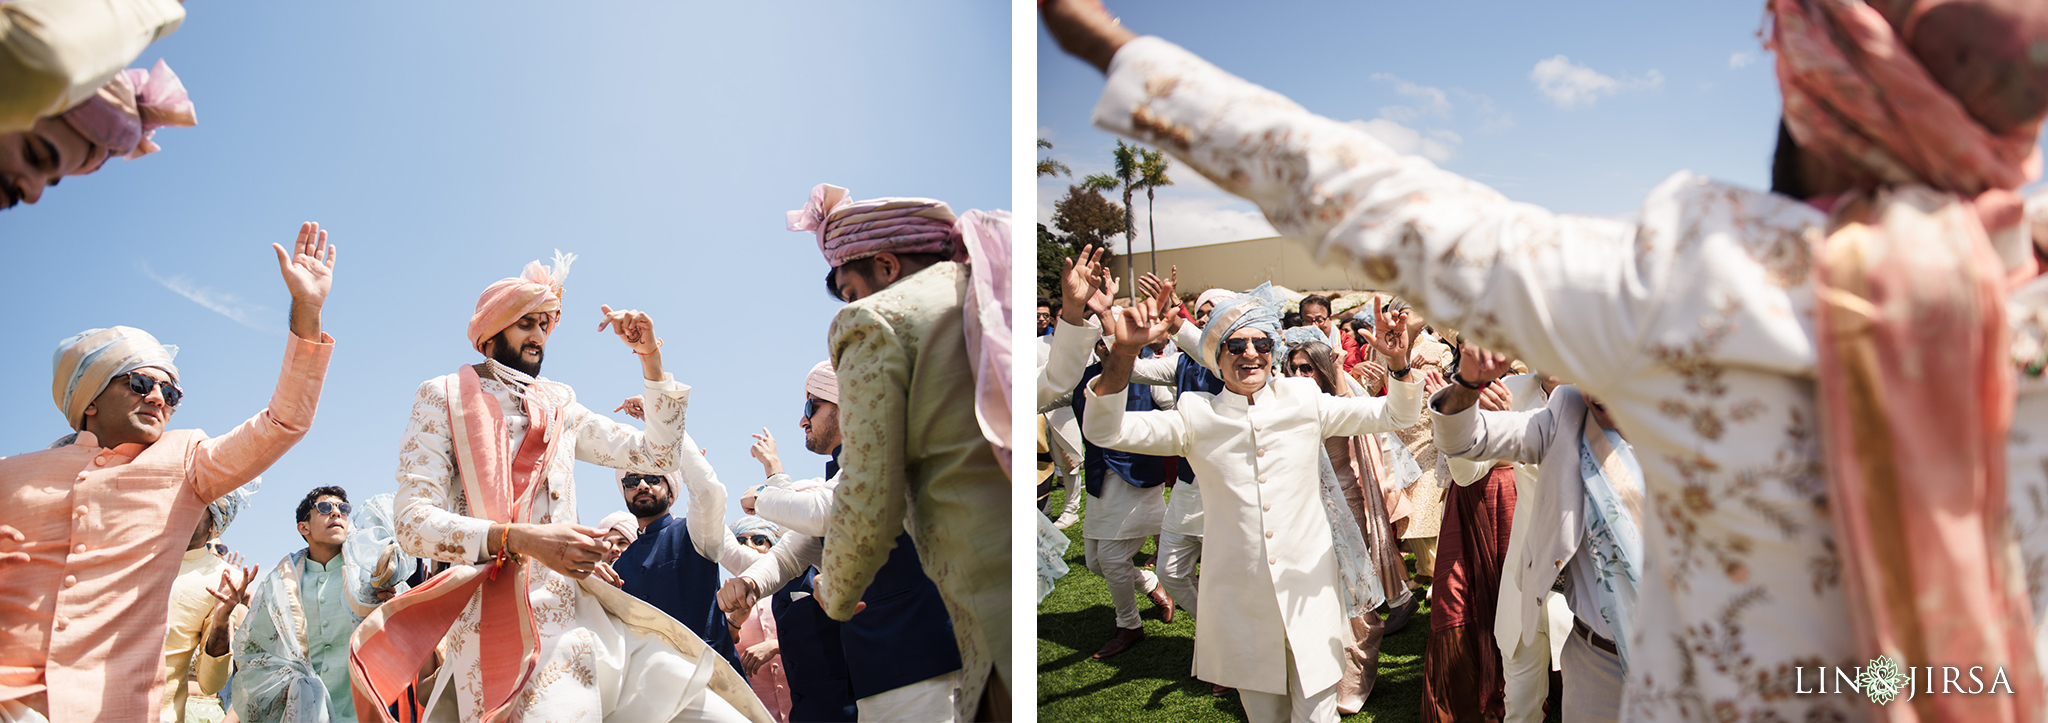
[274,222,337,340]
[613,396,646,420]
[1041,0,1138,73]
[750,429,784,477]
[1104,303,1170,357]
[1060,245,1109,325]
[1455,343,1515,388]
[1369,295,1412,368]
[1421,369,1449,396]
[597,305,659,354]
[1477,380,1514,412]
[206,557,258,612]
[1085,269,1121,324]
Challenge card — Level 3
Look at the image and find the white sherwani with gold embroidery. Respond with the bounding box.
[394,372,762,723]
[1091,36,2048,721]
[1082,375,1422,696]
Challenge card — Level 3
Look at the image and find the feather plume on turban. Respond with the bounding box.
[51,326,179,431]
[468,250,576,353]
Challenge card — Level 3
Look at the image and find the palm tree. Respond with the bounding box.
[1036,138,1071,178]
[1137,148,1173,275]
[1109,141,1141,292]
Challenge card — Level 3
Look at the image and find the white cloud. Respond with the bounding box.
[1529,55,1661,108]
[1349,119,1455,162]
[1369,73,1452,119]
[1728,51,1755,69]
[142,264,280,332]
[1134,195,1279,251]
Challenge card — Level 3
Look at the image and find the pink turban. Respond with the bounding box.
[467,251,576,353]
[58,59,197,176]
[787,184,963,267]
[804,361,838,404]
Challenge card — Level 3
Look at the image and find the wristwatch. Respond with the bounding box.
[1389,366,1412,380]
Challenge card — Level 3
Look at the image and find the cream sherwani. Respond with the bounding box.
[393,372,760,723]
[1082,374,1422,697]
[1091,35,2048,721]
[2009,277,2048,674]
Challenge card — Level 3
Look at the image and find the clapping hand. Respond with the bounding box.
[1136,266,1184,334]
[1104,302,1171,357]
[1061,245,1115,326]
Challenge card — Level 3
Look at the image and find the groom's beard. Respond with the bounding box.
[626,488,672,518]
[492,340,544,377]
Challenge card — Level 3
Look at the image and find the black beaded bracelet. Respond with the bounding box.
[1454,373,1488,390]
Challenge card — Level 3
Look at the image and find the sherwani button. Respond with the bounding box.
[1262,503,1271,511]
[1265,531,1274,539]
[61,575,76,588]
[73,505,87,517]
[1268,556,1277,565]
[73,543,86,554]
[53,616,68,631]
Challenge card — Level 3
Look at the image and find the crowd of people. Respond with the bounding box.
[0,8,1014,717]
[1037,0,2048,721]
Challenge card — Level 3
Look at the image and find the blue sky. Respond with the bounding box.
[1038,0,1791,251]
[0,1,1008,571]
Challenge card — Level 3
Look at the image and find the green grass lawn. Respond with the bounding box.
[1037,488,1437,723]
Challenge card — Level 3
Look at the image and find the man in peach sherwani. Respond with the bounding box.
[0,223,338,723]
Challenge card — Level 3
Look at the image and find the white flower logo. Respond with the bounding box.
[1859,655,1911,705]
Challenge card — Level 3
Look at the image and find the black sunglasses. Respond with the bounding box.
[314,500,352,517]
[736,534,772,546]
[803,398,829,419]
[1222,337,1275,356]
[117,372,183,408]
[621,474,664,490]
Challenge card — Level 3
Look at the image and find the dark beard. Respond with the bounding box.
[490,339,543,377]
[626,492,670,518]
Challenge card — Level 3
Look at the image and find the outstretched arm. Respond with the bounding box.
[1055,7,1678,398]
[191,226,337,502]
[674,434,764,574]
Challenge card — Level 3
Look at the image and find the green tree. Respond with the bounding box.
[1137,148,1173,275]
[1040,185,1124,299]
[1036,138,1071,178]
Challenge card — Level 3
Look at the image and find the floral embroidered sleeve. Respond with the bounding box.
[1093,36,1667,390]
[393,378,493,564]
[816,304,911,620]
[564,374,690,474]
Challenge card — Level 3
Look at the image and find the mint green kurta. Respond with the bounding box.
[296,555,353,721]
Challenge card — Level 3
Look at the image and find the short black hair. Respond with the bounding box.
[828,252,950,302]
[1037,297,1052,310]
[1281,311,1303,329]
[296,486,350,524]
[1300,294,1331,314]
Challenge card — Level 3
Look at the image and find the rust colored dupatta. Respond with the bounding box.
[348,365,562,722]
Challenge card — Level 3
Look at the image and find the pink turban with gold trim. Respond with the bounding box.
[58,59,197,176]
[786,184,963,267]
[468,251,576,354]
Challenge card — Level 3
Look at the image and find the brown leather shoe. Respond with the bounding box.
[1211,683,1234,697]
[1148,585,1176,623]
[1092,627,1145,659]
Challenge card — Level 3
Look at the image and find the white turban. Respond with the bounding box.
[52,326,179,431]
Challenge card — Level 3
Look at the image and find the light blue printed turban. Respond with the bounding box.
[730,515,781,542]
[51,326,179,430]
[206,476,259,535]
[1197,282,1285,373]
[1278,327,1332,372]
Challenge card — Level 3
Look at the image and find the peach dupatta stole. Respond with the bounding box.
[347,365,560,722]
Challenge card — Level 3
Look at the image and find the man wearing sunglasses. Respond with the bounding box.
[789,184,1010,720]
[356,252,764,723]
[0,224,335,723]
[1082,285,1425,723]
[720,360,964,723]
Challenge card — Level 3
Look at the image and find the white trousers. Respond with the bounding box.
[1060,469,1084,517]
[1561,628,1623,723]
[1501,623,1553,723]
[856,670,961,723]
[1156,530,1201,618]
[1237,644,1338,723]
[1082,537,1159,629]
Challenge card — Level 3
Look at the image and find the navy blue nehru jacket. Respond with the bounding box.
[1073,359,1169,497]
[613,513,742,672]
[772,568,858,722]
